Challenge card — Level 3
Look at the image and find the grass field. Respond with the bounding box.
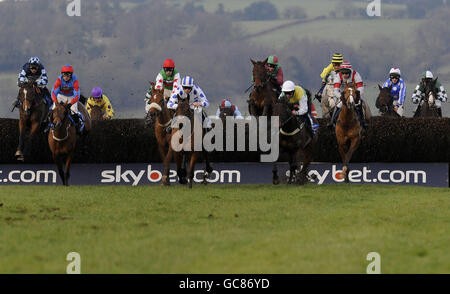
[0,184,448,274]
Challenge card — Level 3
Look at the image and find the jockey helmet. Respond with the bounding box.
[181,76,194,88]
[28,57,40,65]
[91,87,103,98]
[222,100,232,108]
[423,71,433,79]
[282,80,295,93]
[389,67,401,79]
[267,55,279,67]
[340,61,352,75]
[61,65,74,74]
[331,53,343,64]
[163,59,175,68]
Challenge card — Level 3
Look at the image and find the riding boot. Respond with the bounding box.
[437,107,442,118]
[327,107,340,129]
[356,105,368,129]
[71,113,81,134]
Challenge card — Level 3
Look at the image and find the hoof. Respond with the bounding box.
[160,176,170,186]
[273,177,279,185]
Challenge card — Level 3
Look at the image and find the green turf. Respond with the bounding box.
[0,184,448,273]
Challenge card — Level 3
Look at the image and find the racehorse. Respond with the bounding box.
[47,102,77,186]
[416,78,440,118]
[15,79,47,161]
[145,82,176,186]
[87,103,106,120]
[335,82,362,183]
[375,84,400,117]
[271,99,315,185]
[172,97,213,188]
[248,58,278,117]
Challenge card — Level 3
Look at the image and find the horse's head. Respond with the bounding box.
[272,100,292,128]
[342,81,359,109]
[146,82,165,126]
[376,84,393,114]
[18,80,39,116]
[88,102,105,120]
[50,102,70,131]
[251,58,268,91]
[424,78,438,107]
[219,106,234,121]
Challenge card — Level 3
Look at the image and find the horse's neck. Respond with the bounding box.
[158,106,172,125]
[341,103,356,120]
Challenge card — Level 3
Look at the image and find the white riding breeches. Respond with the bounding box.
[53,94,79,114]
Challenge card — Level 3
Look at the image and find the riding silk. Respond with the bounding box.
[18,63,48,87]
[333,70,364,99]
[156,69,181,91]
[52,74,80,105]
[412,80,447,103]
[382,78,406,106]
[280,85,309,116]
[167,84,209,110]
[86,95,115,119]
[320,63,339,84]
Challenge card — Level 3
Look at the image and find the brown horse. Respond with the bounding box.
[48,102,77,186]
[248,58,278,117]
[415,78,440,118]
[145,82,178,186]
[87,102,106,120]
[375,84,400,117]
[171,97,213,188]
[335,82,362,183]
[15,80,47,161]
[271,100,316,185]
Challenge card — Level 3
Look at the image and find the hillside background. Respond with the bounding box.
[0,0,449,118]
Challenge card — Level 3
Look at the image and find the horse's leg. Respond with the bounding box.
[298,147,312,185]
[343,137,360,183]
[53,154,65,185]
[188,152,199,189]
[287,153,295,184]
[174,151,186,185]
[161,144,173,186]
[16,117,26,161]
[202,150,213,185]
[64,152,74,186]
[27,119,41,160]
[272,163,279,185]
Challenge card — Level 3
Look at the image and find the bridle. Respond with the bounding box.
[50,105,71,141]
[277,102,302,137]
[148,92,172,127]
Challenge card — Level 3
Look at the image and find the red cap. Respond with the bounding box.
[163,59,175,68]
[61,65,74,73]
[340,61,352,69]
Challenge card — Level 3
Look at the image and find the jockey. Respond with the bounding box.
[14,56,52,110]
[266,55,283,86]
[381,67,406,117]
[86,87,115,119]
[265,55,284,94]
[51,65,85,134]
[317,53,343,118]
[411,71,447,117]
[145,58,181,113]
[215,99,243,119]
[278,80,319,137]
[328,61,368,129]
[167,76,210,133]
